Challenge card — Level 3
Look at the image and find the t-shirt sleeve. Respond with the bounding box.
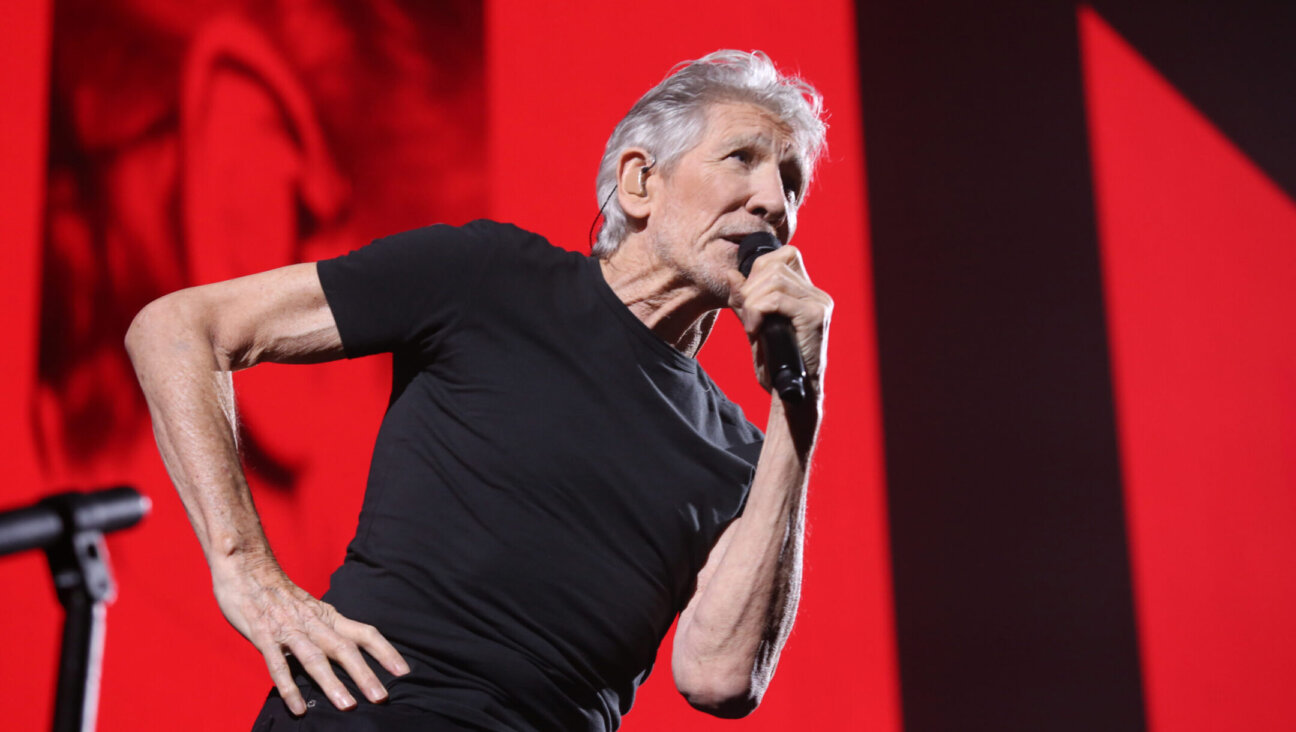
[316,221,499,359]
[715,390,766,471]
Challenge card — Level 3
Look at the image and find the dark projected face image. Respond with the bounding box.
[37,0,485,486]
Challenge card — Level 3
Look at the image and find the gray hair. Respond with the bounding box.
[592,50,828,257]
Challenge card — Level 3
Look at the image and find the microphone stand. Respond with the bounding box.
[0,487,150,732]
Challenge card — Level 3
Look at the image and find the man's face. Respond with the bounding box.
[647,102,805,301]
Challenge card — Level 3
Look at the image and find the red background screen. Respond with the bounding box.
[1,1,894,730]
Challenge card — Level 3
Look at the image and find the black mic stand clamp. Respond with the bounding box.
[44,503,116,732]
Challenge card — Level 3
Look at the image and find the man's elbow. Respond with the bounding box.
[674,665,763,719]
[124,296,168,363]
[125,291,210,359]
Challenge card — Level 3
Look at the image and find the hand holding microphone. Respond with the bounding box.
[732,232,832,403]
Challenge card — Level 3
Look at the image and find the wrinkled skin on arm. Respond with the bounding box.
[672,244,831,717]
[126,263,410,716]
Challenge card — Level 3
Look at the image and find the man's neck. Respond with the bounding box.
[597,238,722,358]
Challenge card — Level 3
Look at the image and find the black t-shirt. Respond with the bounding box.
[315,220,764,731]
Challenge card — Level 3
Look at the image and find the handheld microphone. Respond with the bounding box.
[737,232,808,402]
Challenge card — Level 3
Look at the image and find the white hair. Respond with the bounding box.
[592,50,828,257]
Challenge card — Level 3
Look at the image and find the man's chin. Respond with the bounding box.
[698,269,733,305]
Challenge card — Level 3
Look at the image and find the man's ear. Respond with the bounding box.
[615,147,655,223]
[178,15,347,286]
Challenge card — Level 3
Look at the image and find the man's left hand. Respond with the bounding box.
[726,245,832,399]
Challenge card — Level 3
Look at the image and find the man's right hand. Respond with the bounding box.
[127,264,408,715]
[212,553,410,716]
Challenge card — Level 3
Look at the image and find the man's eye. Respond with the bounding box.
[727,149,752,164]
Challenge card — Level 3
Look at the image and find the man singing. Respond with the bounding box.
[127,49,832,730]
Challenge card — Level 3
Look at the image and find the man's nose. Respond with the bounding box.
[746,162,788,227]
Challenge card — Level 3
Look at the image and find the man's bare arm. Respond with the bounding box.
[671,245,830,717]
[125,263,408,716]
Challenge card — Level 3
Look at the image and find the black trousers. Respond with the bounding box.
[251,676,484,731]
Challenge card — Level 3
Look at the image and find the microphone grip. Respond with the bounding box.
[760,314,807,402]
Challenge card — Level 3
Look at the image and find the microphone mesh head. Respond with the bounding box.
[737,232,781,277]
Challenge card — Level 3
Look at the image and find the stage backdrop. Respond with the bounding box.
[855,2,1295,730]
[1,1,892,731]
